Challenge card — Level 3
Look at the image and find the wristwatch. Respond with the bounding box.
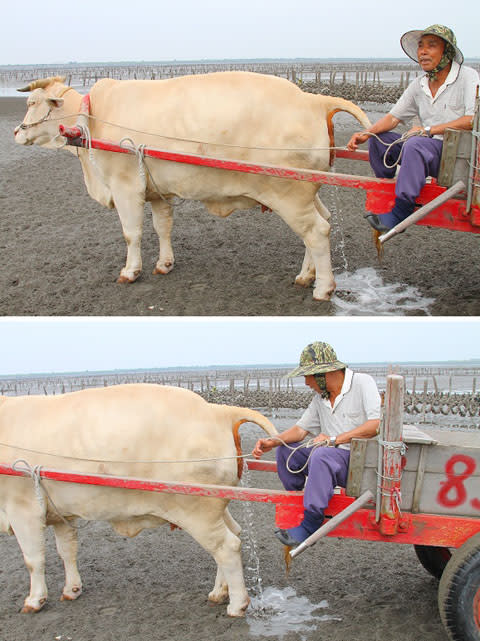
[328,436,337,447]
[424,126,433,137]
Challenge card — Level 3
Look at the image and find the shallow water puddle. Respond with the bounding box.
[247,586,342,639]
[332,267,434,315]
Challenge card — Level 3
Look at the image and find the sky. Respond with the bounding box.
[0,0,478,65]
[0,318,479,376]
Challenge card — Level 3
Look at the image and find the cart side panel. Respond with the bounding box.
[347,438,480,518]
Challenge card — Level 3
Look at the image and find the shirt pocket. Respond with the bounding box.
[338,409,364,427]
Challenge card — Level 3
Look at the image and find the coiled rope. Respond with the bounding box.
[361,129,431,169]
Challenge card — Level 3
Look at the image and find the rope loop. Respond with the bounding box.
[365,130,429,170]
[12,459,88,530]
[268,435,328,475]
[377,438,407,456]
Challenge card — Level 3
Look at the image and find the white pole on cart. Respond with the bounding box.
[289,489,374,559]
[379,181,466,243]
[377,373,404,535]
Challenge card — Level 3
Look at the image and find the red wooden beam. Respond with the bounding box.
[0,463,302,507]
[62,131,480,233]
[2,462,478,548]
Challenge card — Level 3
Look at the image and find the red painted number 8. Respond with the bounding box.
[437,455,480,509]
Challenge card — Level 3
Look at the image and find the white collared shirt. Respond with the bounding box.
[390,62,479,138]
[296,368,381,450]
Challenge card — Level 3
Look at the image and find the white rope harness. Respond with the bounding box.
[24,110,345,153]
[11,459,88,530]
[0,440,253,464]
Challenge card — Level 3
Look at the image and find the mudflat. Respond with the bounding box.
[2,96,479,316]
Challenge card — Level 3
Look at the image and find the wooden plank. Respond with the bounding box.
[346,439,368,496]
[412,445,427,513]
[350,437,480,518]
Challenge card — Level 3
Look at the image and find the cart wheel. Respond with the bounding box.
[438,532,480,641]
[414,545,452,579]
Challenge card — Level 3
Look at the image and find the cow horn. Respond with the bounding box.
[17,76,66,93]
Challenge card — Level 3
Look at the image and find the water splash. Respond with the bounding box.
[332,267,434,316]
[247,586,342,639]
[240,462,265,606]
[328,165,350,273]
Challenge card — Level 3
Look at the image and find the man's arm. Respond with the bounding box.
[252,424,309,458]
[408,114,474,137]
[347,114,401,151]
[334,419,380,446]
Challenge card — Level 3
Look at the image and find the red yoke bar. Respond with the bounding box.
[0,463,302,507]
[58,126,480,233]
[2,462,479,548]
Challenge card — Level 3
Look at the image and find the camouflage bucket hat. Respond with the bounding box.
[287,342,347,378]
[400,24,463,65]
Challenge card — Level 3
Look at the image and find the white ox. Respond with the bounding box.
[0,384,277,616]
[14,73,371,300]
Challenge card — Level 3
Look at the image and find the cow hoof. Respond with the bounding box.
[21,598,46,614]
[61,586,82,601]
[312,283,336,301]
[208,590,229,605]
[227,597,250,617]
[295,274,315,288]
[152,260,174,275]
[117,270,141,284]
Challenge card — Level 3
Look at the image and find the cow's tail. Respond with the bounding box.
[222,406,278,479]
[322,96,372,165]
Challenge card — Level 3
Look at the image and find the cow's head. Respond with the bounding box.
[14,76,69,148]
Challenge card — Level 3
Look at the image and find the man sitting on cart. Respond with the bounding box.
[347,24,479,232]
[252,341,381,546]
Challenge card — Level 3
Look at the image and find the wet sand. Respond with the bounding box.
[1,95,479,316]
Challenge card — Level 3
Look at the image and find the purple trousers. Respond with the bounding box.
[276,443,350,520]
[368,132,443,205]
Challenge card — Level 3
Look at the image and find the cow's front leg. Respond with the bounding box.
[113,186,145,283]
[53,522,83,602]
[8,510,48,613]
[151,199,175,275]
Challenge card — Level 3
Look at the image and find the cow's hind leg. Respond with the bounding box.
[52,522,83,601]
[276,196,335,300]
[8,509,48,613]
[208,508,243,605]
[295,247,316,287]
[151,199,175,275]
[178,511,249,617]
[112,184,145,283]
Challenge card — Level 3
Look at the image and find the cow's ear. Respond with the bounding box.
[47,97,64,108]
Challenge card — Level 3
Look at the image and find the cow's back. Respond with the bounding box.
[89,72,331,169]
[0,385,237,484]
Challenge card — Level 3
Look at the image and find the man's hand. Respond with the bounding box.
[407,125,426,136]
[313,433,329,445]
[252,438,275,459]
[347,131,370,151]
